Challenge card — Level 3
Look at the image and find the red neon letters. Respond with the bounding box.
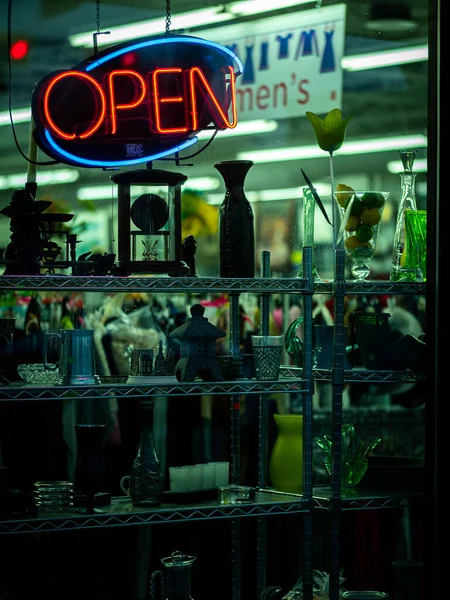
[43,66,237,140]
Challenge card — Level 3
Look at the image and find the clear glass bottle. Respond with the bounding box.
[390,149,419,281]
[129,400,164,507]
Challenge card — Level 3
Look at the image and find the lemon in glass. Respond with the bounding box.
[336,183,355,207]
[345,215,361,232]
[360,207,382,226]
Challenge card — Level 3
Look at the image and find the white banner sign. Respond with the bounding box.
[206,4,347,121]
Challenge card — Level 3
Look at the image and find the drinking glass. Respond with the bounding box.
[336,190,389,281]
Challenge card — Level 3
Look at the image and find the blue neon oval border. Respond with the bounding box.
[85,36,244,75]
[44,129,198,167]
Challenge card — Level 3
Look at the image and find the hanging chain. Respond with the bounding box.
[93,0,110,55]
[96,0,101,35]
[165,0,172,34]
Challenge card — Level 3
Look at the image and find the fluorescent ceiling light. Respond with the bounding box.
[207,183,331,205]
[197,119,278,140]
[0,108,31,126]
[77,177,220,201]
[0,169,79,191]
[228,0,316,17]
[341,44,428,71]
[70,7,233,48]
[237,134,427,163]
[387,158,427,174]
[69,0,316,48]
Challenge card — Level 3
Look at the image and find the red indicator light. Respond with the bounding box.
[121,53,136,68]
[10,39,29,61]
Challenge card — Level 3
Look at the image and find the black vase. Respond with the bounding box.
[74,424,107,514]
[214,160,255,278]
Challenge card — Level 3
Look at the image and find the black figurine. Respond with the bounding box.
[0,189,51,275]
[169,304,226,382]
[181,235,197,277]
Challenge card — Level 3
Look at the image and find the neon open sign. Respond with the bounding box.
[31,36,243,168]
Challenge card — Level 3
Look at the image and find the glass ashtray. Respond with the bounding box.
[17,364,59,385]
[218,485,255,505]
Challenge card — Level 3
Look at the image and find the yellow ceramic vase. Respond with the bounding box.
[269,414,303,493]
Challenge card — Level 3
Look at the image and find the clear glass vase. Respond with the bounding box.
[390,149,419,281]
[300,186,321,280]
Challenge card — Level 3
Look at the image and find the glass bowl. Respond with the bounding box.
[17,363,59,385]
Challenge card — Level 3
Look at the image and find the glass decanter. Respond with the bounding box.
[390,149,419,281]
[129,399,164,507]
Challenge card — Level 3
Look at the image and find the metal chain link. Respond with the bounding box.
[96,0,101,34]
[165,0,172,34]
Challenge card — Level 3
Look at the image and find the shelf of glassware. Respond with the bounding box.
[313,280,425,295]
[0,275,309,294]
[0,490,310,536]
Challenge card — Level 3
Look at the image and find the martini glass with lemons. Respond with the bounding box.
[336,185,389,281]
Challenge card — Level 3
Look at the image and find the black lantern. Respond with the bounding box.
[111,167,189,276]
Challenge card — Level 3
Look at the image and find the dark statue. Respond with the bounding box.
[181,235,197,277]
[0,189,57,275]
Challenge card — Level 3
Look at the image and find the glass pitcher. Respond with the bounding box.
[150,550,197,600]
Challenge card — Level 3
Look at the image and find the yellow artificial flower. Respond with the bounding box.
[306,108,353,154]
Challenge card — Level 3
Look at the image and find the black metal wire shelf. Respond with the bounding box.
[0,491,309,535]
[312,486,424,511]
[0,275,425,295]
[0,275,309,294]
[0,375,307,401]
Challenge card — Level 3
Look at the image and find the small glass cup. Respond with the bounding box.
[404,208,427,282]
[33,480,74,512]
[251,336,284,381]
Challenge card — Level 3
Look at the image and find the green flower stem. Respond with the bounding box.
[329,153,336,249]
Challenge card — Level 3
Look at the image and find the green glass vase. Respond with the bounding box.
[269,414,303,493]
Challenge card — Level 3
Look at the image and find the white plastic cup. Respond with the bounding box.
[169,466,190,493]
[201,464,216,490]
[195,464,206,489]
[188,465,203,491]
[209,461,230,487]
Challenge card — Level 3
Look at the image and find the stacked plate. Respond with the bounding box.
[33,481,74,512]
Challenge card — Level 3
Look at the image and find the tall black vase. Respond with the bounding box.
[74,424,107,514]
[214,160,255,278]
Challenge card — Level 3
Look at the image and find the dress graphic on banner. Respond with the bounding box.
[259,40,269,70]
[295,29,320,59]
[275,33,293,59]
[320,28,336,73]
[242,44,255,84]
